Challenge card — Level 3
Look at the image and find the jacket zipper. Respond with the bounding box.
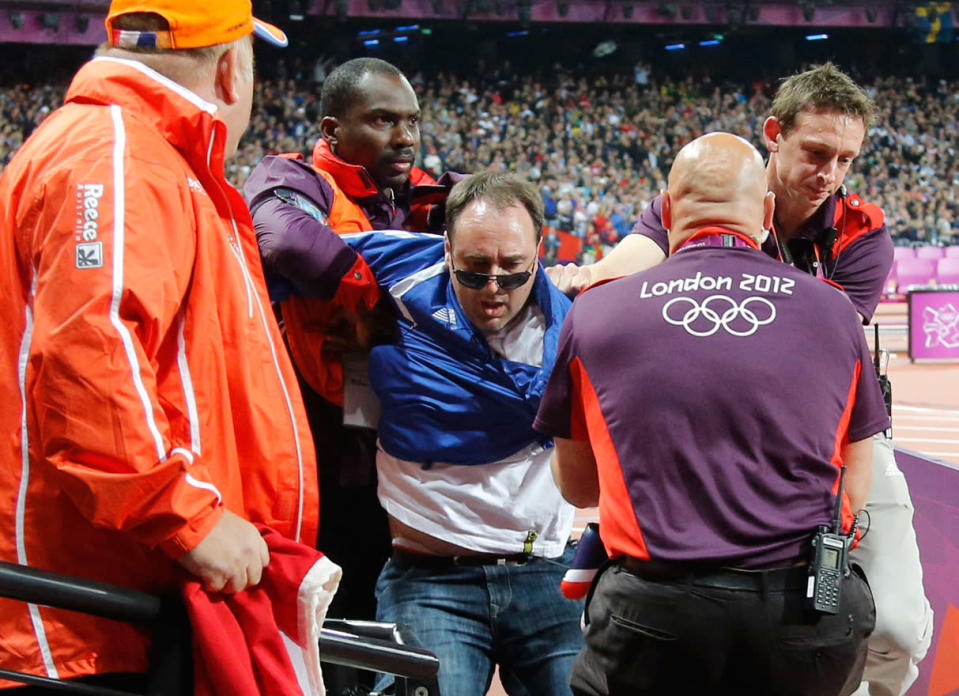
[385,186,396,216]
[206,137,305,539]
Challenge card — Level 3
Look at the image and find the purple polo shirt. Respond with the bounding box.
[534,231,890,568]
[632,192,894,323]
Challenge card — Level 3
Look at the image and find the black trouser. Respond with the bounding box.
[298,376,391,696]
[298,372,391,622]
[572,560,875,696]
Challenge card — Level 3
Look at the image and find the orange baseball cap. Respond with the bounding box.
[106,0,288,50]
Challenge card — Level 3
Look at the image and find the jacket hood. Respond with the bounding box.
[67,57,229,181]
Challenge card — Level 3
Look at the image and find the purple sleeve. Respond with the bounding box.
[243,155,358,300]
[831,225,894,324]
[627,194,669,256]
[252,196,358,300]
[533,308,578,439]
[848,329,892,441]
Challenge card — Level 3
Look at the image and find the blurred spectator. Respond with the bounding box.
[2,66,958,256]
[544,227,562,263]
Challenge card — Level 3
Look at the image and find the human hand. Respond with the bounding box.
[545,263,593,297]
[322,300,396,358]
[175,510,269,594]
[322,305,369,358]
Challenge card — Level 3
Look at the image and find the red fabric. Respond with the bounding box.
[330,254,379,313]
[183,527,339,696]
[555,230,584,262]
[832,193,884,256]
[829,360,863,544]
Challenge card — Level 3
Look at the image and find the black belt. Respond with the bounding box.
[391,548,531,568]
[619,556,808,592]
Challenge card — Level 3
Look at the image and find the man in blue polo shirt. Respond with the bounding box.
[536,133,889,696]
[342,171,584,696]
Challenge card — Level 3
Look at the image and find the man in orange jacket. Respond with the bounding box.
[0,0,320,691]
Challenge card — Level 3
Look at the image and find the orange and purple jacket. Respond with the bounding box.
[244,139,451,404]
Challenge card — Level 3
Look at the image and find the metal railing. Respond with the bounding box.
[0,560,439,696]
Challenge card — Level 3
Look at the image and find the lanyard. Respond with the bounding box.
[675,228,760,254]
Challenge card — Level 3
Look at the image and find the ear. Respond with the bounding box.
[762,116,782,153]
[320,116,340,146]
[762,190,775,231]
[443,232,452,264]
[214,44,241,105]
[660,190,672,230]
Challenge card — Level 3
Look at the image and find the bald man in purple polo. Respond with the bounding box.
[550,65,932,696]
[535,133,890,696]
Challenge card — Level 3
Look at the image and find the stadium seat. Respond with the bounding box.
[944,246,959,258]
[893,246,917,262]
[936,257,959,286]
[894,257,936,293]
[915,246,946,261]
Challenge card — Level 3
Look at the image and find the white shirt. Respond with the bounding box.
[378,443,574,558]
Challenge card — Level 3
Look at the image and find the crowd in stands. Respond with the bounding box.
[3,60,957,259]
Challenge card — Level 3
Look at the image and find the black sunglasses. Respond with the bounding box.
[452,267,533,291]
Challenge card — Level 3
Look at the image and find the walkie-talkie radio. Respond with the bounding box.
[806,466,849,615]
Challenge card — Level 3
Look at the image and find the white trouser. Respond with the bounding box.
[850,434,934,696]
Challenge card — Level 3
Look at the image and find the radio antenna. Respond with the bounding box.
[833,465,846,534]
[874,324,881,373]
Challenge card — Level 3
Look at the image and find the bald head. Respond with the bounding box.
[662,132,774,252]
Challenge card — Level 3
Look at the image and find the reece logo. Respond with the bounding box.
[75,183,104,242]
[76,242,104,268]
[74,184,105,269]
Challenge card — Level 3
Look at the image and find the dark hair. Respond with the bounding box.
[445,171,545,243]
[320,58,405,118]
[771,62,876,135]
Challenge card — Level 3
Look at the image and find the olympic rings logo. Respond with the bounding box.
[662,295,777,337]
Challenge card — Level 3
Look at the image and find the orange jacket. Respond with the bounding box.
[279,163,379,404]
[0,57,318,685]
[247,141,443,405]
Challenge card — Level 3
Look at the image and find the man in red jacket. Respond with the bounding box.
[0,0,320,691]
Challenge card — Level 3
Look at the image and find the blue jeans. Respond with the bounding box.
[375,543,585,696]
